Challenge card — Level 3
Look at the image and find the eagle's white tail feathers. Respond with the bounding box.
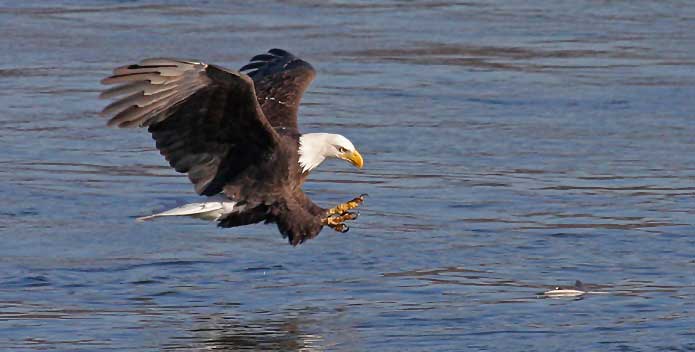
[136,196,239,222]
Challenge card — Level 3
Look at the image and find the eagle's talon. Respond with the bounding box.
[342,211,358,221]
[322,215,341,226]
[321,215,349,233]
[322,211,358,226]
[326,194,367,216]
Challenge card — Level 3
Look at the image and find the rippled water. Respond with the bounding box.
[2,1,695,350]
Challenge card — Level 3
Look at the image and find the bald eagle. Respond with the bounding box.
[100,49,366,245]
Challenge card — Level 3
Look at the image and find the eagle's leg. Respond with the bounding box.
[325,194,367,216]
[322,212,359,233]
[322,194,366,233]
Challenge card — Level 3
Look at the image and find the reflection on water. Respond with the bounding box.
[180,315,325,351]
[2,0,695,351]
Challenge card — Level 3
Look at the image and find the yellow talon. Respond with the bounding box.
[322,212,357,226]
[322,216,341,226]
[322,194,365,233]
[326,194,367,216]
[322,211,359,233]
[332,223,349,233]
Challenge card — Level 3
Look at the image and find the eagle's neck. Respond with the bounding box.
[298,133,332,173]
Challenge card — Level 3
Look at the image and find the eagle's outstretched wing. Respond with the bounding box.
[240,49,316,129]
[100,58,278,196]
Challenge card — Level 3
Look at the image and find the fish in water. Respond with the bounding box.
[542,280,588,298]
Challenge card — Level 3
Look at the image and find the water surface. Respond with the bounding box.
[1,1,694,351]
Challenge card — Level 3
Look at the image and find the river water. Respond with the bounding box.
[1,1,694,351]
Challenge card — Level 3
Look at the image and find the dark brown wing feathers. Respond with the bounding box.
[239,48,316,129]
[99,59,212,128]
[100,58,278,196]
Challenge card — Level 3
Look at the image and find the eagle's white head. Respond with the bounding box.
[298,133,364,173]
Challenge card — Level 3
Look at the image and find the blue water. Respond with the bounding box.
[1,1,694,350]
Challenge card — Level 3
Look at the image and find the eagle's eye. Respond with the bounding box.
[337,146,347,153]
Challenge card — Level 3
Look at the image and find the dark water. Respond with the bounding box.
[2,1,695,350]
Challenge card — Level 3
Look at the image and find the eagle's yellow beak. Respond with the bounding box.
[341,149,364,169]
